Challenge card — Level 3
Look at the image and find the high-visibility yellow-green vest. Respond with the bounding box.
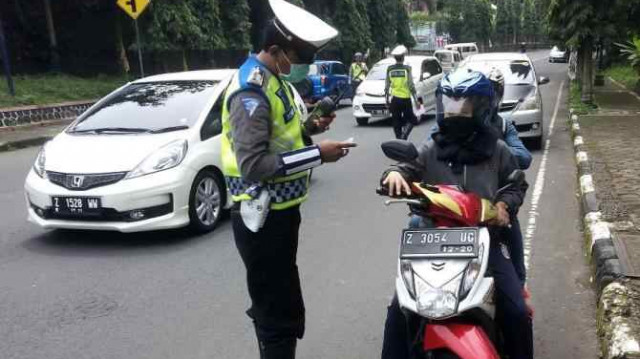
[221,56,308,210]
[388,66,411,99]
[351,62,366,81]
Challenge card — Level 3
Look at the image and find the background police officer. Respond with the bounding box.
[385,45,419,140]
[220,1,356,358]
[349,52,368,90]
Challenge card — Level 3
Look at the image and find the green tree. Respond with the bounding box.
[396,0,417,48]
[367,0,396,59]
[332,0,373,62]
[219,0,251,49]
[522,0,539,43]
[548,0,619,102]
[145,0,221,70]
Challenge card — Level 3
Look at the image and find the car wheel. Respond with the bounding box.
[188,169,225,233]
[356,117,369,126]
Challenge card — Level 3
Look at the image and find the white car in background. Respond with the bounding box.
[25,70,237,233]
[352,55,444,126]
[549,46,569,63]
[434,49,463,73]
[444,42,480,59]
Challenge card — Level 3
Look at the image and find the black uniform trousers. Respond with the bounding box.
[390,97,417,140]
[232,205,304,359]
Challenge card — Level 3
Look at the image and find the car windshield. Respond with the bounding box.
[462,59,535,85]
[367,63,391,80]
[435,52,453,63]
[69,81,219,133]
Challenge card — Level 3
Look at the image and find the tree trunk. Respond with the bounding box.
[115,18,130,76]
[581,39,594,104]
[576,46,583,83]
[42,0,60,71]
[182,50,189,71]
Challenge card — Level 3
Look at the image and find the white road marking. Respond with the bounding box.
[523,80,565,271]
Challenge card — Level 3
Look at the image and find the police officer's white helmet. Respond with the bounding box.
[269,0,338,63]
[390,45,408,57]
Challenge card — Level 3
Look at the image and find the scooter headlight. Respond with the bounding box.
[460,243,485,299]
[401,260,416,298]
[414,273,461,319]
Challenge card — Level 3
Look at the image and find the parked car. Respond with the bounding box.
[460,53,549,149]
[444,42,480,59]
[352,55,444,126]
[307,60,351,101]
[25,69,237,233]
[434,49,463,73]
[549,46,569,63]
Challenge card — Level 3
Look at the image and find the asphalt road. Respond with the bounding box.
[0,50,597,359]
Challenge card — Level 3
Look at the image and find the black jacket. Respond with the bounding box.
[385,139,527,213]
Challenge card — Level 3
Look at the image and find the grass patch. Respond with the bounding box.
[570,80,597,115]
[604,64,639,90]
[0,73,128,108]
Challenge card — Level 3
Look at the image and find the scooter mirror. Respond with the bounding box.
[381,140,419,163]
[507,169,525,185]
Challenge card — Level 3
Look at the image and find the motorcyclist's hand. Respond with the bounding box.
[382,171,412,197]
[314,113,335,133]
[489,202,510,227]
[318,140,357,163]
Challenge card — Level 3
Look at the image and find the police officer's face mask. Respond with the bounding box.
[277,50,310,83]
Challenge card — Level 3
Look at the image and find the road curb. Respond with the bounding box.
[0,136,52,153]
[569,108,640,359]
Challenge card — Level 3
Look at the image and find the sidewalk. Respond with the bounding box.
[0,121,70,152]
[574,78,640,358]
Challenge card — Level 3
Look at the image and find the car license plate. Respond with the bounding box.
[52,196,102,216]
[371,109,389,116]
[400,228,479,258]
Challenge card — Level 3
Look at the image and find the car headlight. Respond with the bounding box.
[414,272,461,319]
[460,244,485,299]
[33,147,47,178]
[518,93,541,111]
[126,139,188,179]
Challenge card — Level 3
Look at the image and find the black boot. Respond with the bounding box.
[259,338,297,359]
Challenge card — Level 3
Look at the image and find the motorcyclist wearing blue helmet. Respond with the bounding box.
[380,71,533,359]
[425,68,532,288]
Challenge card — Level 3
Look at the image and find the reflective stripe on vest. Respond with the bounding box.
[389,67,411,99]
[221,56,308,210]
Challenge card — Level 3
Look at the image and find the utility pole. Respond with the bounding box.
[0,11,15,96]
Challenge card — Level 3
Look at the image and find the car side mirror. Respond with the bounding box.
[538,77,550,85]
[381,140,419,162]
[507,169,525,185]
[421,72,431,80]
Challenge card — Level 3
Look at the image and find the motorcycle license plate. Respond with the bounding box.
[400,228,479,258]
[52,196,102,216]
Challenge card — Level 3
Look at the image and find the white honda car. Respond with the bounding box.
[25,69,237,233]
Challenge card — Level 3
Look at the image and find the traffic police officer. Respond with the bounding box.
[385,45,419,140]
[221,0,356,358]
[349,52,368,89]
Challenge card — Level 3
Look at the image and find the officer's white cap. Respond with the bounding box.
[391,45,408,56]
[270,0,338,49]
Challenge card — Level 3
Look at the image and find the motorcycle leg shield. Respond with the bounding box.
[423,323,500,359]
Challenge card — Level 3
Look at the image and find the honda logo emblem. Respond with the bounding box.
[71,175,85,188]
[431,262,445,271]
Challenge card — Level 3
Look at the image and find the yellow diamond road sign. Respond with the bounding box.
[117,0,150,20]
